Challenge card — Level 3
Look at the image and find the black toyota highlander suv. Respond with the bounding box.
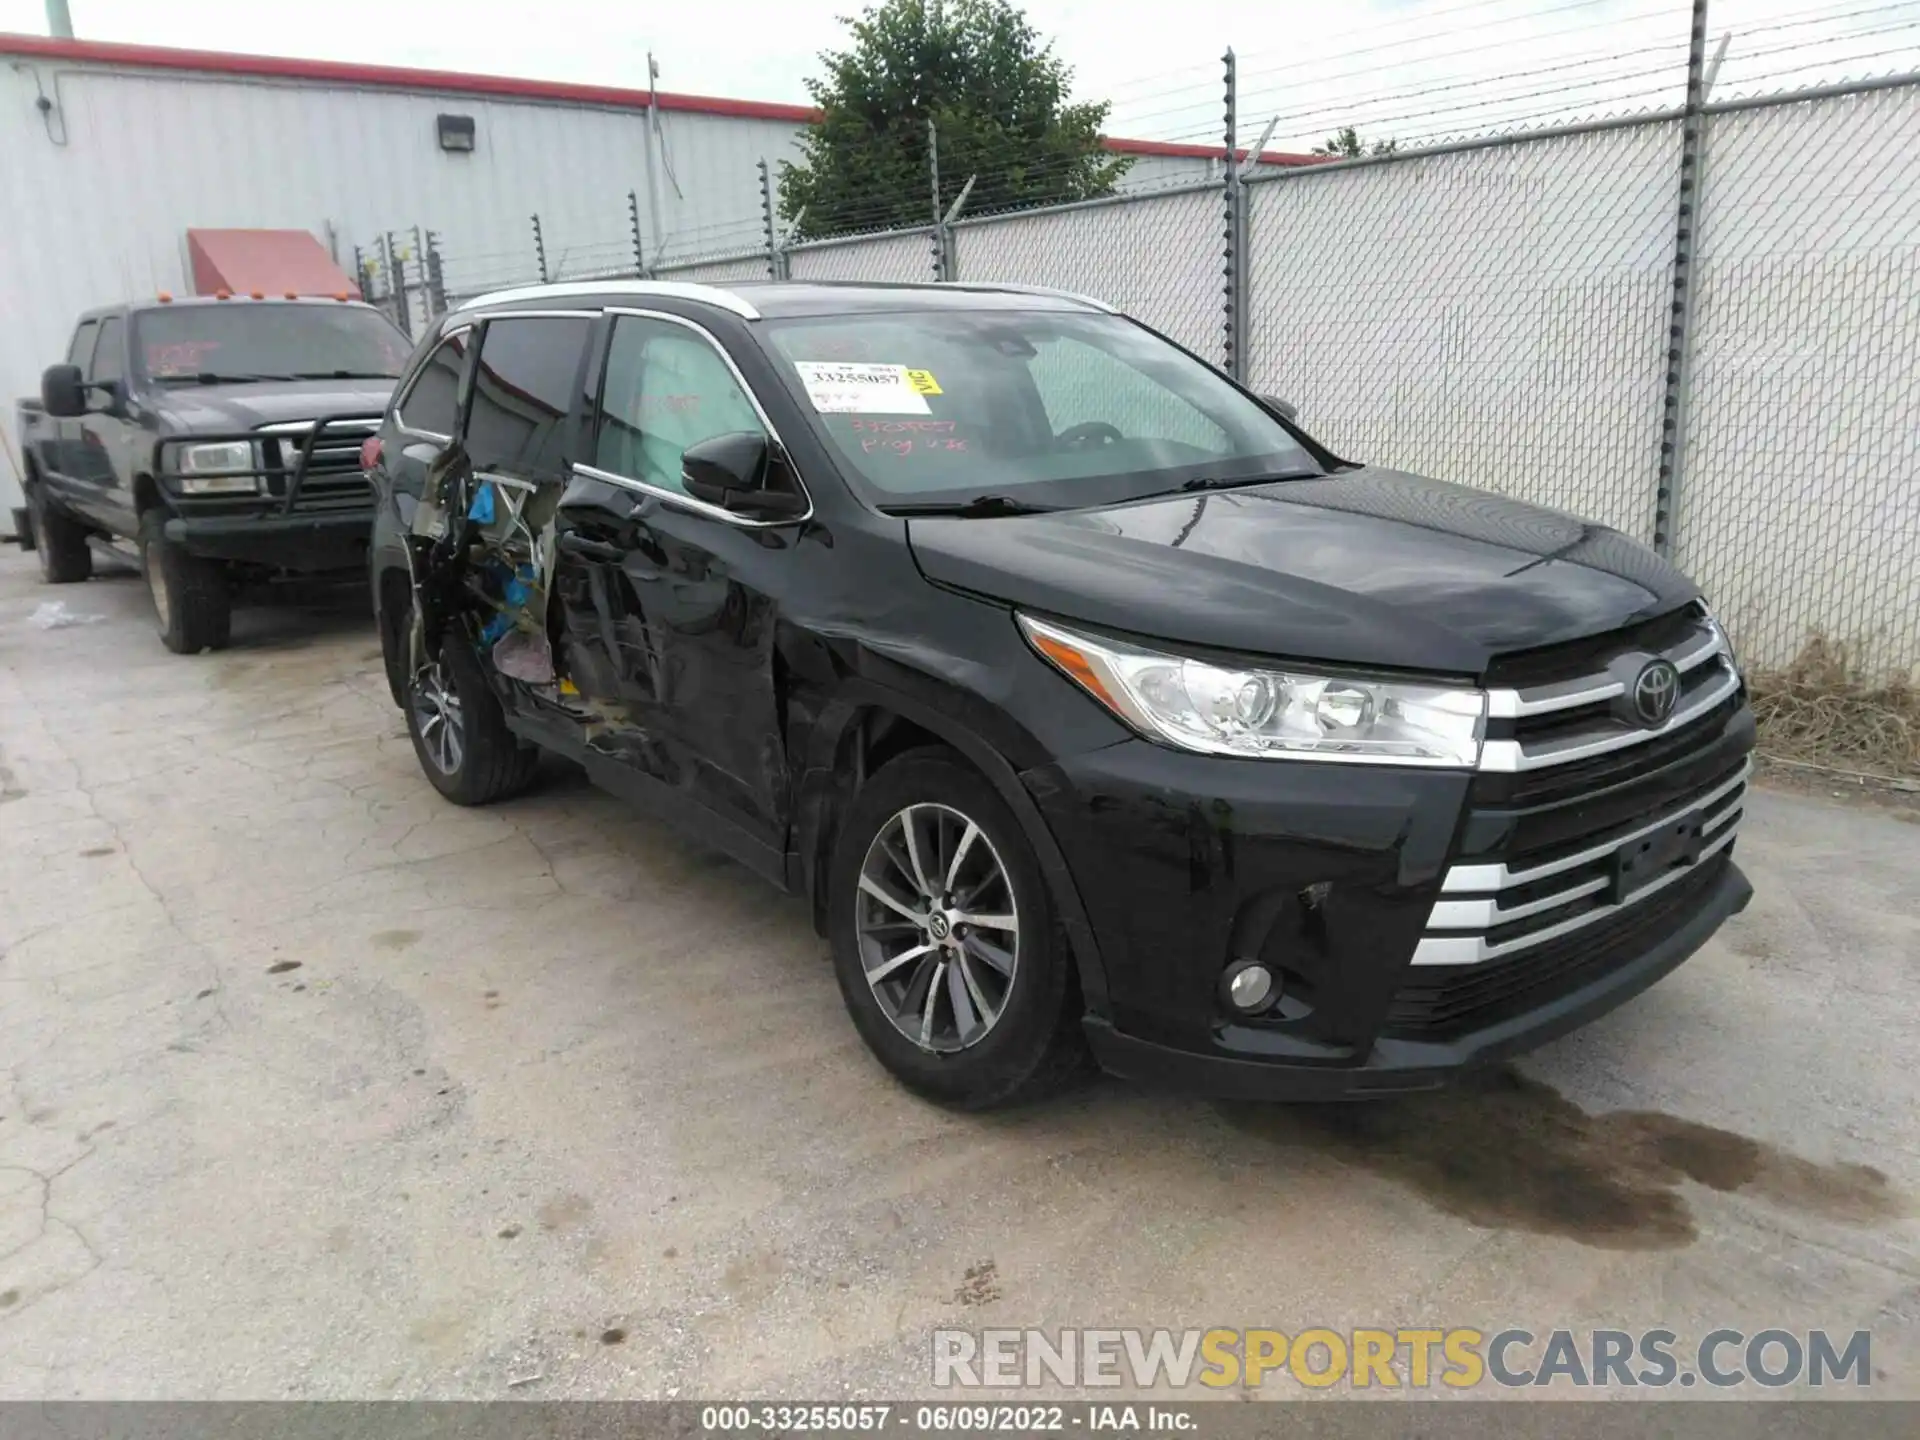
[366,279,1753,1109]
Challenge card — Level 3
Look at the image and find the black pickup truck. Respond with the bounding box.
[15,295,410,652]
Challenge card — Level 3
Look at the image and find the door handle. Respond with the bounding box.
[558,532,626,564]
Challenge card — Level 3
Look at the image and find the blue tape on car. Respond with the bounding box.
[468,482,496,524]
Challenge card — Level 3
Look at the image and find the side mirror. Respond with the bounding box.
[680,431,807,520]
[41,364,88,419]
[1259,393,1299,424]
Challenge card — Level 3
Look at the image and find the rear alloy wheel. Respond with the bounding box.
[411,658,466,776]
[830,751,1085,1109]
[403,627,541,807]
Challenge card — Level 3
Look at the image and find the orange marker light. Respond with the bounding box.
[215,288,232,300]
[1030,631,1120,712]
[333,292,349,301]
[249,290,264,300]
[156,291,173,303]
[284,291,297,300]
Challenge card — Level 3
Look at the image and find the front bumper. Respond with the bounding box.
[1083,860,1750,1100]
[164,510,372,571]
[1026,701,1754,1101]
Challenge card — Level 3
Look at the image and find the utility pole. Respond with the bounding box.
[758,158,784,280]
[44,1,73,39]
[644,53,667,260]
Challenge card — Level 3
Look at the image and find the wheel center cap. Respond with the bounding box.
[927,912,952,941]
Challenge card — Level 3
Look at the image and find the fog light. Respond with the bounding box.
[1222,960,1277,1014]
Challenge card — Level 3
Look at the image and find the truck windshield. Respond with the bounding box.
[134,304,412,385]
[763,309,1322,511]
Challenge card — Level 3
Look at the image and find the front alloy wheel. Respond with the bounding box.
[857,801,1022,1053]
[830,752,1084,1108]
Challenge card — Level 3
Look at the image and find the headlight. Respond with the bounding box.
[167,440,260,496]
[1018,614,1486,767]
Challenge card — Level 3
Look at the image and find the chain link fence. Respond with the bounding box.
[1675,81,1920,681]
[351,73,1920,694]
[1243,122,1681,542]
[953,186,1226,365]
[786,228,940,283]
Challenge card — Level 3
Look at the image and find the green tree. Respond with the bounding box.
[780,0,1130,239]
[1312,125,1398,159]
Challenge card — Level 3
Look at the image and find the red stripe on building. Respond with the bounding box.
[0,32,1325,163]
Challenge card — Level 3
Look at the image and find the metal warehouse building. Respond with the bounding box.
[0,32,1273,525]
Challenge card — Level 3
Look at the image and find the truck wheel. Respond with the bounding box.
[139,510,231,654]
[405,627,541,806]
[27,486,92,584]
[828,750,1086,1110]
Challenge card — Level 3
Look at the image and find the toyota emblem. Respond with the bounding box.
[1631,658,1680,726]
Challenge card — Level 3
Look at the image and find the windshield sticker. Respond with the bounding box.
[905,368,942,396]
[794,362,932,416]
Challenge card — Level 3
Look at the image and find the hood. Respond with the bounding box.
[906,467,1699,677]
[153,378,395,432]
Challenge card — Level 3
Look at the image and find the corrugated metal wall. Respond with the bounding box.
[0,57,805,518]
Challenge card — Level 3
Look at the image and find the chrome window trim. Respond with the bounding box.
[1478,659,1741,772]
[566,307,812,531]
[570,461,810,530]
[1409,825,1740,967]
[1439,758,1752,894]
[456,280,761,320]
[393,323,471,443]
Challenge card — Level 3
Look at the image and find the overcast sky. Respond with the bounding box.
[5,0,1917,151]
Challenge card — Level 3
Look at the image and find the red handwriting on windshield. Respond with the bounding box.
[848,419,956,434]
[145,340,221,376]
[861,437,969,455]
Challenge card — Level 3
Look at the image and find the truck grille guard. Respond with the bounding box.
[158,413,381,516]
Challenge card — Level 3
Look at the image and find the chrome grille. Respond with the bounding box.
[1414,758,1748,966]
[1404,604,1750,1005]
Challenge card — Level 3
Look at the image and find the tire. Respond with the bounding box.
[139,510,230,654]
[404,619,541,806]
[828,750,1086,1109]
[27,486,92,584]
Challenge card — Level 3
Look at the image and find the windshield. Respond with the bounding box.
[133,304,412,385]
[764,309,1322,510]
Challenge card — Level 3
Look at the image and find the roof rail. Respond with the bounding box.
[939,281,1117,313]
[456,278,760,320]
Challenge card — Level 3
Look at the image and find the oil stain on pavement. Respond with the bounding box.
[1217,1067,1908,1250]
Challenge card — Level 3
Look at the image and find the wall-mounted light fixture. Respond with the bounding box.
[436,114,476,153]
